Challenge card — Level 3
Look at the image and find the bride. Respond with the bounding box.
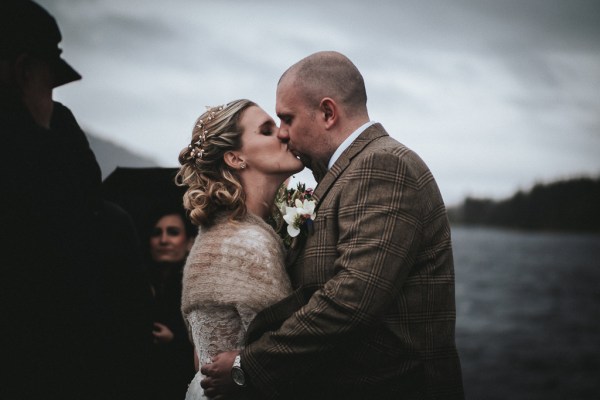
[176,99,303,399]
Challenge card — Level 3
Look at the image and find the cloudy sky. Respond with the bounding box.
[39,0,600,206]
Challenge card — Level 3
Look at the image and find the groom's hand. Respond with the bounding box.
[200,350,240,399]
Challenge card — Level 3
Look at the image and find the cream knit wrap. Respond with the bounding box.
[181,213,292,356]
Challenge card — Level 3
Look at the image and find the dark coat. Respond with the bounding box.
[0,99,153,399]
[149,261,196,400]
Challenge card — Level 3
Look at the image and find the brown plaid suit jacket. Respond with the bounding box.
[242,124,464,399]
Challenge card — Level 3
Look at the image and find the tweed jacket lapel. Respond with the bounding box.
[312,123,387,211]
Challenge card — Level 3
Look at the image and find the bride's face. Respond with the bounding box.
[237,105,303,177]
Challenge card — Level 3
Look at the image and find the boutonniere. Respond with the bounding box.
[274,182,316,248]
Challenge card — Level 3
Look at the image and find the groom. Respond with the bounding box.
[202,51,464,399]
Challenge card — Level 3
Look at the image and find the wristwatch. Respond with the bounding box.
[231,354,246,387]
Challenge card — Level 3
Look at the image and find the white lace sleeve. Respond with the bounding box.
[187,305,245,364]
[185,306,246,400]
[236,303,260,334]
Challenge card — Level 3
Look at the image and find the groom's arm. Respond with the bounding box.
[199,288,313,398]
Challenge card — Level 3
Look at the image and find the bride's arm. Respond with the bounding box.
[187,306,243,369]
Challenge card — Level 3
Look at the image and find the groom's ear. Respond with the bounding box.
[223,151,244,169]
[319,98,337,129]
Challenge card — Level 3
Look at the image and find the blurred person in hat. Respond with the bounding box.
[0,1,154,399]
[0,0,81,127]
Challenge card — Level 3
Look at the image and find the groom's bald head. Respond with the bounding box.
[279,51,368,117]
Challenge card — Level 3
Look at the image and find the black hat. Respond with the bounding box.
[0,0,81,88]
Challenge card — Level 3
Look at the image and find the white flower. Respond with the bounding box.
[282,200,316,238]
[294,199,316,220]
[275,182,316,245]
[282,206,299,237]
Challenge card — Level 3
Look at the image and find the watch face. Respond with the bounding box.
[232,368,246,386]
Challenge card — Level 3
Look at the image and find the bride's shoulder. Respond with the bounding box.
[212,212,279,241]
[188,213,282,260]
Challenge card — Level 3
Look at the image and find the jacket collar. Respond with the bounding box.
[311,123,388,210]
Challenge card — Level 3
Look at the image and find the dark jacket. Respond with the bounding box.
[149,260,196,400]
[1,98,153,399]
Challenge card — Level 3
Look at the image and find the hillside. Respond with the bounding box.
[448,176,600,232]
[86,131,158,179]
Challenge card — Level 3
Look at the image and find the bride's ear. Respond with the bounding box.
[223,151,246,170]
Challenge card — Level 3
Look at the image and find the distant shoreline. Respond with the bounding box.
[447,176,600,233]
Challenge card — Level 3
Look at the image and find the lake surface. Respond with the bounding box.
[452,226,600,400]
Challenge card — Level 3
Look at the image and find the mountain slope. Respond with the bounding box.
[86,131,158,179]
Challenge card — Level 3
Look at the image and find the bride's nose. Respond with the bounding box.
[277,127,289,142]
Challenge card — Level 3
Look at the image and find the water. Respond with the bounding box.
[452,226,600,400]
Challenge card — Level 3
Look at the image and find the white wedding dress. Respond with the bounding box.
[181,214,293,400]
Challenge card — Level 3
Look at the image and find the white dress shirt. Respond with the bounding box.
[327,121,376,170]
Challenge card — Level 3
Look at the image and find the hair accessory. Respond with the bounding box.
[189,104,226,160]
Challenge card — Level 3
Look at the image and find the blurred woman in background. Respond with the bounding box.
[146,205,196,400]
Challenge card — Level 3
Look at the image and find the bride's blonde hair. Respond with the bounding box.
[176,99,256,227]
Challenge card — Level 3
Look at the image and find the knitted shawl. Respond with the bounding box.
[181,212,292,336]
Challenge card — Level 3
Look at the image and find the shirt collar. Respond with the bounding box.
[327,121,376,170]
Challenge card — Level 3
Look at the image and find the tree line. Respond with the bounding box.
[447,176,600,232]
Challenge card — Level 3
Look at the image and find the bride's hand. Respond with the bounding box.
[200,350,240,399]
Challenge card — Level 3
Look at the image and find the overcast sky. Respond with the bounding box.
[38,0,600,205]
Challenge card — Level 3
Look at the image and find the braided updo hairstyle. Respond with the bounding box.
[176,99,256,227]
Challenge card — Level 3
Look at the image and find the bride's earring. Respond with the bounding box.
[240,162,247,169]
